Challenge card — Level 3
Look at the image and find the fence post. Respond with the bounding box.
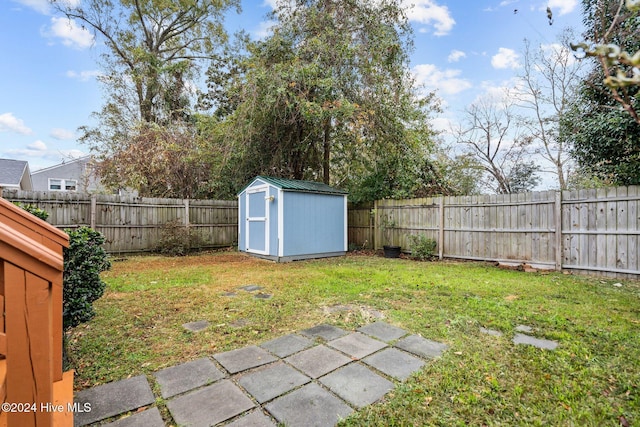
[373,199,379,250]
[439,196,445,260]
[555,191,563,271]
[184,199,190,229]
[90,194,97,229]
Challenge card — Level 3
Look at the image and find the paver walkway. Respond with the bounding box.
[73,321,448,427]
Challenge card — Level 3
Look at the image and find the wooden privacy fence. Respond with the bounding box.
[349,186,640,278]
[1,190,238,254]
[0,197,74,427]
[3,186,639,277]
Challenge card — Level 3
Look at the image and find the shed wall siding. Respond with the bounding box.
[282,192,345,256]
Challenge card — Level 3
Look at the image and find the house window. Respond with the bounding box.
[48,178,77,191]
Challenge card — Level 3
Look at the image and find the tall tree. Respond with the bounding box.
[514,32,585,190]
[52,0,239,197]
[54,0,239,125]
[564,0,640,185]
[205,0,443,199]
[454,95,540,194]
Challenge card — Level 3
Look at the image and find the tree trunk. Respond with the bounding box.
[323,118,330,184]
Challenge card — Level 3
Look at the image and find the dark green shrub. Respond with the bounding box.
[408,234,437,261]
[156,219,204,256]
[63,227,111,330]
[13,202,49,221]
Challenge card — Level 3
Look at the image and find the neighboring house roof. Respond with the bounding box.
[0,158,32,190]
[30,155,92,176]
[241,175,348,195]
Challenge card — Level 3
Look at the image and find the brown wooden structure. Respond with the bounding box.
[0,197,73,426]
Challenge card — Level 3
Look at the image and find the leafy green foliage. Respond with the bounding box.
[564,0,640,184]
[63,227,111,330]
[13,202,49,221]
[203,0,446,200]
[408,234,437,260]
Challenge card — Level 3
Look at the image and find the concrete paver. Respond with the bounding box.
[395,335,449,359]
[362,348,425,381]
[166,380,255,427]
[74,375,154,427]
[154,357,224,398]
[300,324,349,341]
[285,345,352,379]
[182,320,210,332]
[260,333,314,357]
[74,321,451,427]
[513,333,558,350]
[319,363,394,408]
[327,332,387,359]
[480,327,503,337]
[358,321,407,342]
[225,410,277,427]
[237,362,311,403]
[214,345,278,374]
[101,408,164,427]
[265,383,353,427]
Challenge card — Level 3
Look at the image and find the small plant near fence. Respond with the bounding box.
[408,234,437,261]
[156,219,205,256]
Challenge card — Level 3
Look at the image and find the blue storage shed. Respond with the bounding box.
[238,176,348,262]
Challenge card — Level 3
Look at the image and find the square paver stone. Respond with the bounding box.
[395,335,449,359]
[74,375,155,426]
[260,334,314,358]
[513,333,558,350]
[265,383,353,427]
[154,357,224,398]
[237,362,310,403]
[300,324,348,341]
[363,348,425,381]
[358,322,407,342]
[285,345,351,379]
[166,380,255,427]
[215,345,278,374]
[102,407,164,427]
[319,363,394,408]
[182,320,210,332]
[225,410,277,427]
[327,332,387,359]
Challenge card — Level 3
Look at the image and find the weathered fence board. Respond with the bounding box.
[346,186,639,279]
[2,190,238,254]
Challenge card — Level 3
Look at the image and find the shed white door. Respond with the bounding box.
[246,186,269,255]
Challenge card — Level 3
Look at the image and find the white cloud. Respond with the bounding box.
[447,49,466,63]
[545,0,578,16]
[413,64,473,95]
[253,20,277,40]
[66,69,102,81]
[27,140,47,151]
[0,112,32,135]
[12,0,50,14]
[491,47,521,69]
[50,128,76,140]
[404,0,455,36]
[46,17,94,49]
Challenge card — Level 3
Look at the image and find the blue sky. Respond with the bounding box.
[1,0,583,174]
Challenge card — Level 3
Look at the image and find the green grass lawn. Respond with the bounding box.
[68,251,640,426]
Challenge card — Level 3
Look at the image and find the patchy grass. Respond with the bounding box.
[67,251,640,426]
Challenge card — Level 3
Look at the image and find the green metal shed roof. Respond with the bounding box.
[241,176,348,195]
